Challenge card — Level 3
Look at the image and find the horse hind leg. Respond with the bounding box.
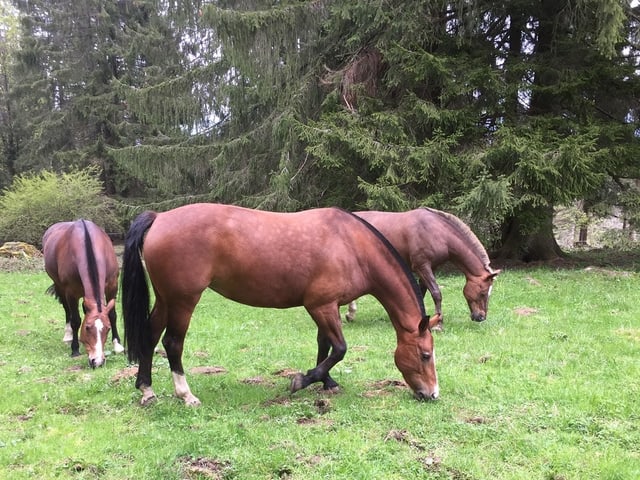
[161,299,201,406]
[291,304,346,394]
[135,303,168,406]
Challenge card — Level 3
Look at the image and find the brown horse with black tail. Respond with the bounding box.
[122,203,440,406]
[348,208,500,327]
[43,220,124,367]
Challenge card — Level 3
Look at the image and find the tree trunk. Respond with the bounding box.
[494,204,564,261]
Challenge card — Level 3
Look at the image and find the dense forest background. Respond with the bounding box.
[1,0,639,260]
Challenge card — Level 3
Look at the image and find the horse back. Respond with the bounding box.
[43,220,118,301]
[354,210,450,268]
[142,204,395,308]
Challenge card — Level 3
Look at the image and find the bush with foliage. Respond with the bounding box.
[0,168,122,246]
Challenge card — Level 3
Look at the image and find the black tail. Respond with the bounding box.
[122,211,157,364]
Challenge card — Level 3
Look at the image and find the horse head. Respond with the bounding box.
[80,298,116,368]
[463,267,501,322]
[394,316,440,401]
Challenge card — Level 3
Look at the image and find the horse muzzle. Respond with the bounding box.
[88,356,106,369]
[471,312,486,322]
[414,388,439,401]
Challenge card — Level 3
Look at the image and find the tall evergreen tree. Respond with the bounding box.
[273,0,640,259]
[8,0,210,199]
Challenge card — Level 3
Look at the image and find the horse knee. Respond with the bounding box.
[332,343,347,361]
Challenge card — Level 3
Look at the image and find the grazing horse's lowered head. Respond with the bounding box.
[80,298,116,368]
[464,265,500,322]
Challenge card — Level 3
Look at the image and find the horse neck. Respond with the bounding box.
[446,235,489,278]
[369,269,425,335]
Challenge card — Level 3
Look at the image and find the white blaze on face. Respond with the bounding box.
[488,285,493,297]
[92,318,105,365]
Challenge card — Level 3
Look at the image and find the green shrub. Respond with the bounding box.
[0,168,122,246]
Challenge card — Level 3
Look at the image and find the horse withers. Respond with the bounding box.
[122,203,440,406]
[348,208,500,327]
[43,220,124,367]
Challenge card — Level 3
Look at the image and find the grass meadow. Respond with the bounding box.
[0,255,638,479]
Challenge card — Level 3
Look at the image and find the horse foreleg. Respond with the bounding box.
[64,299,82,357]
[108,307,125,354]
[135,304,166,406]
[291,305,346,394]
[345,301,357,322]
[417,267,443,329]
[63,322,73,344]
[315,331,339,390]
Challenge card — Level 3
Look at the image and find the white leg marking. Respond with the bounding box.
[346,301,357,322]
[63,323,73,344]
[172,372,201,406]
[140,385,157,406]
[113,339,125,354]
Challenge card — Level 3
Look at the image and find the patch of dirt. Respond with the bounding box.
[384,429,425,451]
[241,376,268,384]
[111,366,138,383]
[272,368,299,378]
[615,327,640,342]
[362,379,407,398]
[314,398,331,415]
[371,379,407,389]
[513,307,538,316]
[178,456,231,480]
[464,416,489,425]
[262,395,292,407]
[478,354,492,363]
[190,366,226,375]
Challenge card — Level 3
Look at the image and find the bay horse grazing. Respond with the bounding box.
[122,203,440,406]
[43,220,124,367]
[347,208,500,327]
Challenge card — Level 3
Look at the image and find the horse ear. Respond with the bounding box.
[428,314,441,330]
[419,316,430,335]
[105,298,116,313]
[487,269,501,280]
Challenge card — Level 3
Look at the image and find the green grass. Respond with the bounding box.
[0,263,639,479]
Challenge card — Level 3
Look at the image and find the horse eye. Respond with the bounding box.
[421,352,431,361]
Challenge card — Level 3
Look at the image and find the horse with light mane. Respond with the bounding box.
[121,203,440,406]
[347,208,500,327]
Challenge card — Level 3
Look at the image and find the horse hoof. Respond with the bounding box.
[183,394,202,407]
[323,386,341,395]
[290,373,306,393]
[140,393,157,407]
[113,341,125,354]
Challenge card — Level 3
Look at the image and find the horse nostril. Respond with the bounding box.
[430,391,439,400]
